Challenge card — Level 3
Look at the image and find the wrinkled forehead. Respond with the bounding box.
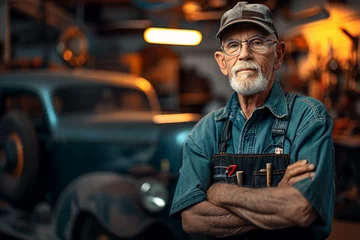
[220,23,272,43]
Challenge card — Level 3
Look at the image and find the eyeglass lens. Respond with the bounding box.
[222,37,276,56]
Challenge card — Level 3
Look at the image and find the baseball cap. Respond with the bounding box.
[216,1,278,40]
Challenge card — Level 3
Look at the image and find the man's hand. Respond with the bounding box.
[204,159,318,230]
[181,200,257,237]
[207,182,231,207]
[278,160,315,187]
[207,160,315,205]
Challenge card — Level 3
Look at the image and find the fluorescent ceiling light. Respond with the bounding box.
[144,27,202,46]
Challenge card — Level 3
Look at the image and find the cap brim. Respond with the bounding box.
[216,19,275,39]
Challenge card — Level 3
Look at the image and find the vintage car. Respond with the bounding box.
[0,69,202,240]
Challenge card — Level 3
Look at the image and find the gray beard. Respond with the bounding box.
[229,62,269,96]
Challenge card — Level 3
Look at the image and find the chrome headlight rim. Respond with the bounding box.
[139,180,168,214]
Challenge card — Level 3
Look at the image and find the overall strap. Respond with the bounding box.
[271,92,297,153]
[218,92,296,154]
[218,118,232,154]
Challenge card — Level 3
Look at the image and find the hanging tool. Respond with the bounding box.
[225,164,237,176]
[236,171,244,186]
[266,163,272,187]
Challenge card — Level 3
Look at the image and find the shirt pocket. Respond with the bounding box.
[254,169,286,188]
[263,143,278,153]
[262,137,291,154]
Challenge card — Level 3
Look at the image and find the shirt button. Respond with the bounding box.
[245,136,249,140]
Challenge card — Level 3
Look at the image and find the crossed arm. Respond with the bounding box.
[181,160,318,237]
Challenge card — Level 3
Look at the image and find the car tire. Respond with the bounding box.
[74,214,176,240]
[74,214,118,240]
[0,110,40,209]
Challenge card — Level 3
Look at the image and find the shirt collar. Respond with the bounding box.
[214,80,288,121]
[261,80,288,118]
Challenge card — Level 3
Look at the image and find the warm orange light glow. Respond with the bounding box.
[286,3,360,80]
[144,27,202,46]
[153,113,201,124]
[63,50,73,61]
[136,78,153,92]
[183,2,201,14]
[76,56,86,66]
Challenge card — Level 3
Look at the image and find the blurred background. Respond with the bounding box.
[1,0,360,239]
[2,0,360,114]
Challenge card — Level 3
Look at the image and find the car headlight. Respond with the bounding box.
[139,180,168,213]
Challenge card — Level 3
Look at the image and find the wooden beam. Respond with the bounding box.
[10,0,76,30]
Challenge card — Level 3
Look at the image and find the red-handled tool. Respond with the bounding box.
[225,164,238,176]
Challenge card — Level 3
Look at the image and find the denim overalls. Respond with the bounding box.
[211,92,314,240]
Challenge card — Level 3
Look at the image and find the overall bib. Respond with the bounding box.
[211,93,314,240]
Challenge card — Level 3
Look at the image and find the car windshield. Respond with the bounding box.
[52,84,152,116]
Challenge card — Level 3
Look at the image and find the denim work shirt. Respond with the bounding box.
[169,80,335,239]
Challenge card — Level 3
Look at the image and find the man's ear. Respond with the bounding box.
[214,51,228,75]
[274,42,286,70]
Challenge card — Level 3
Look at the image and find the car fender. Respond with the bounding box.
[52,172,163,240]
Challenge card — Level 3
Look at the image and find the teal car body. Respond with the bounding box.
[0,69,201,240]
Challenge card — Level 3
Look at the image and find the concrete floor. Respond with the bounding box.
[0,218,359,240]
[328,218,360,240]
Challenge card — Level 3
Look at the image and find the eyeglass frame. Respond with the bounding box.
[220,36,279,56]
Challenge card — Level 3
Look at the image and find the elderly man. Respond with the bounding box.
[169,1,335,240]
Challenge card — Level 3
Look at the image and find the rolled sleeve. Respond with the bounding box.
[169,135,212,220]
[292,112,335,237]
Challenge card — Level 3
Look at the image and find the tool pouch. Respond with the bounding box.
[212,153,290,187]
[210,153,316,240]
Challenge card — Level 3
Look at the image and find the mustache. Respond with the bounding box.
[232,61,259,74]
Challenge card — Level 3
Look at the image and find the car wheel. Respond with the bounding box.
[74,214,174,240]
[0,110,40,209]
[74,215,119,240]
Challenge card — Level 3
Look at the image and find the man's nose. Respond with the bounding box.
[238,44,252,61]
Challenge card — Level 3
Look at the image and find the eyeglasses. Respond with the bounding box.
[221,36,278,56]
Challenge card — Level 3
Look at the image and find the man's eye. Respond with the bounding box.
[250,39,264,46]
[226,42,239,48]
